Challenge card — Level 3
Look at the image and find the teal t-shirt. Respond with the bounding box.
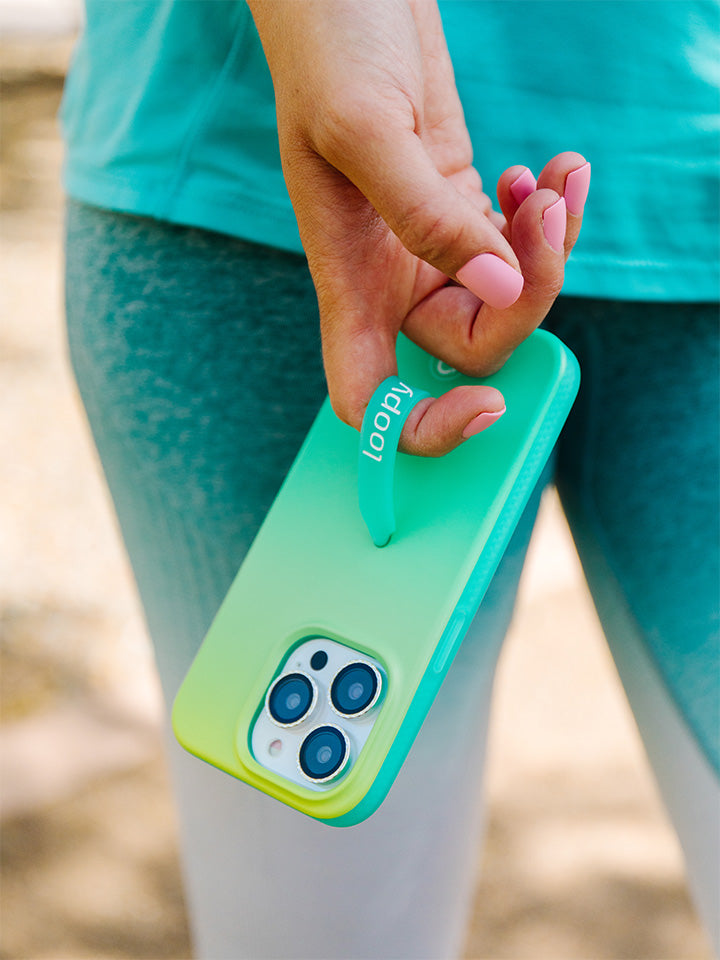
[61,0,720,301]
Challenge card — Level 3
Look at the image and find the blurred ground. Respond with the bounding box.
[0,36,714,960]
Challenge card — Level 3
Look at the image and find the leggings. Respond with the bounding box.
[64,199,719,958]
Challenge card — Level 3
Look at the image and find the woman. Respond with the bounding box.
[62,1,719,956]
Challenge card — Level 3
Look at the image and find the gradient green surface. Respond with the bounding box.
[172,331,579,823]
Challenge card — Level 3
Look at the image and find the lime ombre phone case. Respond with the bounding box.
[172,330,579,826]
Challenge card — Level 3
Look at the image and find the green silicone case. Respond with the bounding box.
[172,330,580,826]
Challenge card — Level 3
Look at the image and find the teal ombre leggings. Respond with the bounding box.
[65,200,719,958]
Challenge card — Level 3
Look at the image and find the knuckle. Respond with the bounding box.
[396,201,466,266]
[327,384,367,433]
[328,392,357,430]
[535,275,565,304]
[459,335,512,379]
[457,356,507,380]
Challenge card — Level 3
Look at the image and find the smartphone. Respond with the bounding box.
[172,330,579,826]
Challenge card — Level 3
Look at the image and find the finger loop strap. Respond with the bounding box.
[358,377,430,547]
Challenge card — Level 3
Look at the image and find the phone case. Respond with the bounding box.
[172,330,580,826]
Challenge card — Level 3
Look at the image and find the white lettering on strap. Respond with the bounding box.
[361,381,414,462]
[374,411,391,432]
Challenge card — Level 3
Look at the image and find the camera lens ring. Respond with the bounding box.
[329,660,383,719]
[297,724,351,784]
[265,672,318,728]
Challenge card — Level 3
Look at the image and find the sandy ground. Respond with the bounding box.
[0,37,714,960]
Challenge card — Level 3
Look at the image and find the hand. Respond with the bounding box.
[249,0,589,455]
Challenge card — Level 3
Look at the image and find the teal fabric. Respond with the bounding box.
[61,0,720,302]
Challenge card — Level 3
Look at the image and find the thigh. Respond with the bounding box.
[65,199,327,699]
[547,297,720,947]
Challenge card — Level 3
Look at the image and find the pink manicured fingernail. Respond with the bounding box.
[510,168,537,204]
[456,254,524,309]
[462,406,506,439]
[564,162,591,216]
[542,197,567,252]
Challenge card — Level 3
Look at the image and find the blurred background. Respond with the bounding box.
[0,3,714,958]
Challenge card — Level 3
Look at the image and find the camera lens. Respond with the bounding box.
[266,673,316,727]
[330,662,381,717]
[298,725,349,783]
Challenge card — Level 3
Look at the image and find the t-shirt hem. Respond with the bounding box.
[562,257,720,303]
[63,168,306,257]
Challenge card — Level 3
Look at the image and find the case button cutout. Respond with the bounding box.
[358,377,430,547]
[431,611,469,675]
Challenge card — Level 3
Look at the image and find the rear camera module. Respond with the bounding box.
[330,662,382,718]
[298,725,350,783]
[266,673,316,727]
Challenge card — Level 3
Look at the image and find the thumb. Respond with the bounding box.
[321,123,524,310]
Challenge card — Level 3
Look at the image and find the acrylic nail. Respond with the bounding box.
[510,168,537,204]
[564,162,591,216]
[542,197,567,252]
[462,407,506,439]
[456,254,524,309]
